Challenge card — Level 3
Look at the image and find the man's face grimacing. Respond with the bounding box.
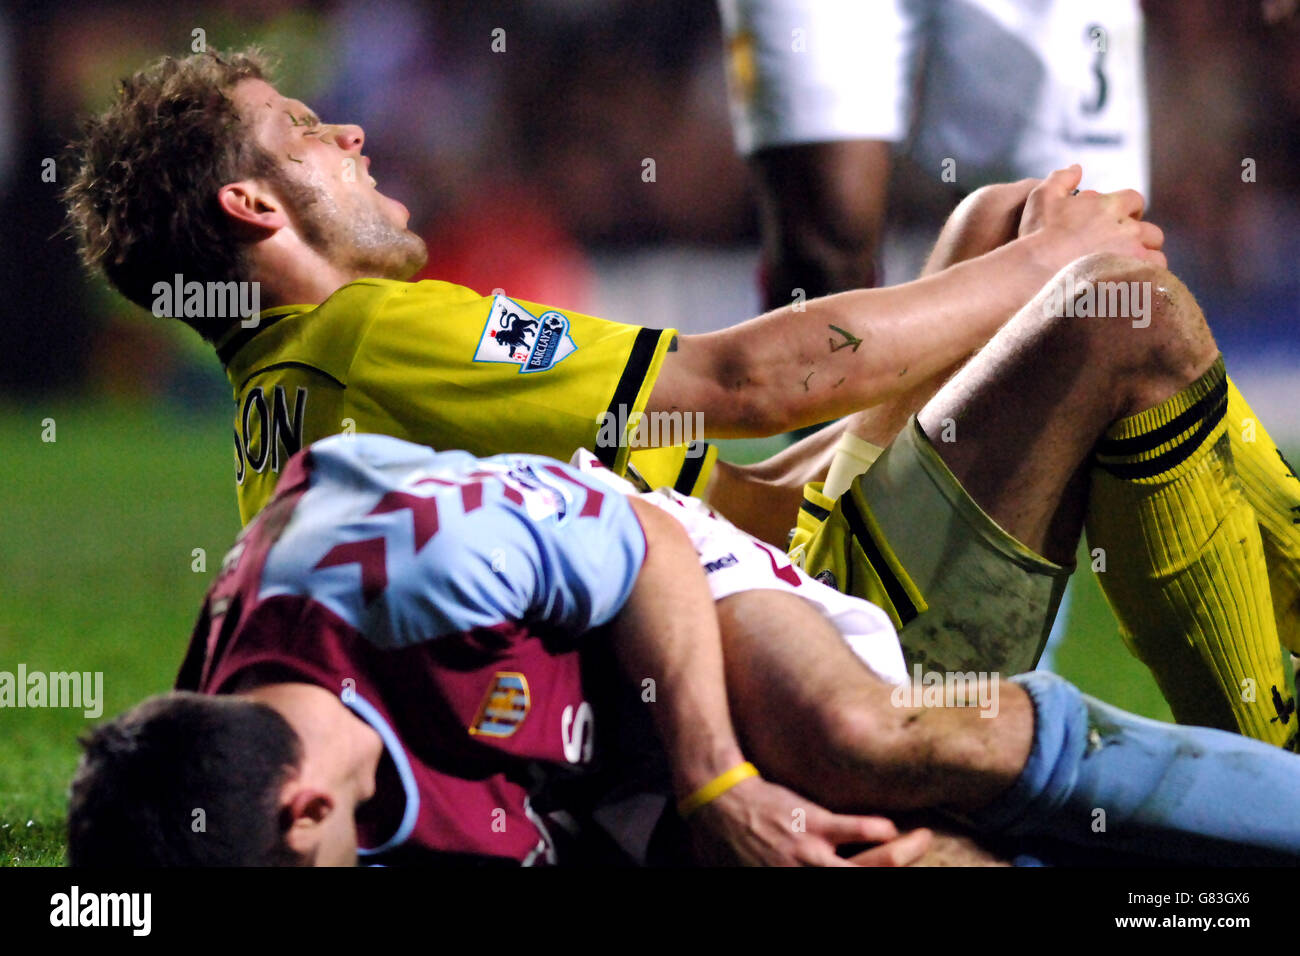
[229,78,428,282]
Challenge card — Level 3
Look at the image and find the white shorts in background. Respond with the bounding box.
[719,0,1149,195]
[571,449,908,685]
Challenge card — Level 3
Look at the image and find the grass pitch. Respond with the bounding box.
[0,401,239,866]
[0,406,1173,866]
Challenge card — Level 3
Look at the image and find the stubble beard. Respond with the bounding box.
[277,169,428,281]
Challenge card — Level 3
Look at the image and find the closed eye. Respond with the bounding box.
[285,109,323,132]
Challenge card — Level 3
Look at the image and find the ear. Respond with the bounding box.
[217,181,289,234]
[280,786,336,860]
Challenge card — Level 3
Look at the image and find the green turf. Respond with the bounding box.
[0,417,1224,866]
[1049,551,1175,722]
[0,401,239,865]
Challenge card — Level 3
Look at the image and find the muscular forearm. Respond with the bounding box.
[613,500,937,866]
[653,171,1162,439]
[655,233,1059,436]
[612,497,745,795]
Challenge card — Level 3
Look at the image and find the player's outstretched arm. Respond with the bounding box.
[648,166,1165,437]
[617,496,930,866]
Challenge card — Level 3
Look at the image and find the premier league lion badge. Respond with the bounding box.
[474,295,576,373]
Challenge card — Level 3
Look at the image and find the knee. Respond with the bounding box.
[1049,253,1216,385]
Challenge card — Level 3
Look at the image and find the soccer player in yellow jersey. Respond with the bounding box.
[62,49,1162,529]
[214,277,682,526]
[64,49,1300,749]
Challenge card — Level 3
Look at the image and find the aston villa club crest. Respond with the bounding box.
[474,296,576,373]
[469,672,531,737]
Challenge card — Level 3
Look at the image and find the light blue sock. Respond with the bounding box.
[970,671,1300,864]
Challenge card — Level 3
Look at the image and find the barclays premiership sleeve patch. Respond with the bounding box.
[473,295,576,373]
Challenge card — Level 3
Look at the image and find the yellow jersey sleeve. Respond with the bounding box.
[345,281,676,473]
[626,443,718,498]
[223,278,716,523]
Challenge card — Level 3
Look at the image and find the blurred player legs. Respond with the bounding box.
[718,0,1149,307]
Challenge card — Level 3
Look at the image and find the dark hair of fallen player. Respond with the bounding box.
[66,692,305,866]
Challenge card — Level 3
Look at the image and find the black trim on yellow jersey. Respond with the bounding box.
[800,497,831,522]
[236,361,347,394]
[217,312,290,366]
[673,442,707,494]
[622,462,654,493]
[596,328,662,469]
[841,493,919,625]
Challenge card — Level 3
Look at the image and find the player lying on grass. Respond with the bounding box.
[61,49,1300,746]
[66,434,1300,866]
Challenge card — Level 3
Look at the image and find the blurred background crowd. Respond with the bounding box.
[4,0,1300,420]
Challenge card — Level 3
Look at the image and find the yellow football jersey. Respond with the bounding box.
[218,278,716,523]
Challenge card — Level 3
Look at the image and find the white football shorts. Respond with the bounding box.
[572,448,909,685]
[718,0,1149,194]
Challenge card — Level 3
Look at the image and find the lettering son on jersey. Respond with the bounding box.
[234,385,308,485]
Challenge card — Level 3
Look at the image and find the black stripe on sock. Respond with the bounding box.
[840,494,918,625]
[1094,373,1227,457]
[595,328,661,469]
[1096,390,1228,480]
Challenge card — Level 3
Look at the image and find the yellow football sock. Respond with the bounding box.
[1225,378,1300,655]
[1086,357,1297,749]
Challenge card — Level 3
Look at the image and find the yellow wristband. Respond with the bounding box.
[677,761,760,818]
